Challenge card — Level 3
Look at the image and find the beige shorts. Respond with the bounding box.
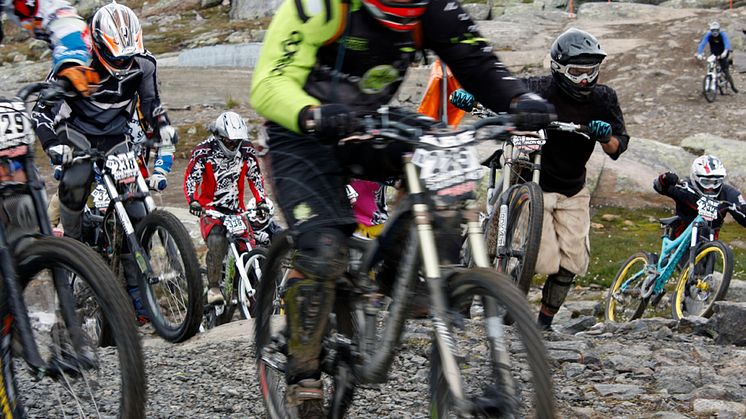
[535,187,591,276]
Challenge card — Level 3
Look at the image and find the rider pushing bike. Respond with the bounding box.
[32,2,178,322]
[654,155,746,238]
[452,28,630,331]
[249,0,554,415]
[183,111,269,305]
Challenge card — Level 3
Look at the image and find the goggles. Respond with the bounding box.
[554,62,601,84]
[697,176,723,190]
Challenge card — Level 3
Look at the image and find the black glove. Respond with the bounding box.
[661,172,679,187]
[299,104,358,143]
[510,92,556,131]
[189,200,202,217]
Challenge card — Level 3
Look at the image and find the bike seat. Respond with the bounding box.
[481,149,503,168]
[659,216,680,226]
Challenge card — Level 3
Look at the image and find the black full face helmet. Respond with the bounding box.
[550,28,607,102]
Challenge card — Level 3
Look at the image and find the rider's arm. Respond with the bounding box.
[599,86,629,160]
[135,54,167,128]
[18,1,91,72]
[31,96,64,150]
[721,186,746,227]
[697,32,710,55]
[420,0,526,113]
[243,146,267,203]
[250,0,345,133]
[183,146,206,204]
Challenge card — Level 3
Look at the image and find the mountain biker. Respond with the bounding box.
[450,28,629,331]
[183,111,269,305]
[654,155,746,238]
[696,21,738,93]
[32,2,178,323]
[0,0,98,97]
[249,0,555,414]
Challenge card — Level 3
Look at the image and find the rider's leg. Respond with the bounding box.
[720,56,738,93]
[58,160,94,240]
[535,188,591,329]
[205,224,229,304]
[267,124,356,417]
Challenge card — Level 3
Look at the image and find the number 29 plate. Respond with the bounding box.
[411,146,483,197]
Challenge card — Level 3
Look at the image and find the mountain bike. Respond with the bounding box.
[701,54,729,103]
[605,192,733,322]
[255,108,555,418]
[201,202,277,329]
[67,128,203,343]
[0,82,145,417]
[456,101,589,296]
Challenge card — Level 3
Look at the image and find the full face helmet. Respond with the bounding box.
[90,1,144,79]
[550,28,607,102]
[360,0,430,31]
[709,21,720,36]
[210,111,248,156]
[690,155,727,197]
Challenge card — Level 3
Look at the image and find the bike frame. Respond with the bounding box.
[619,215,712,298]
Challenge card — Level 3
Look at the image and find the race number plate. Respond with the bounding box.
[511,135,545,152]
[696,196,719,221]
[0,100,33,152]
[411,145,483,197]
[91,184,110,209]
[105,152,139,183]
[224,215,247,236]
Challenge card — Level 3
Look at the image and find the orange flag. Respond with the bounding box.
[417,59,466,127]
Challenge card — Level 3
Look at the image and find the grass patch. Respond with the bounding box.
[578,205,746,287]
[225,96,241,109]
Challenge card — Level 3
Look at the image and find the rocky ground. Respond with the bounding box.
[3,1,746,417]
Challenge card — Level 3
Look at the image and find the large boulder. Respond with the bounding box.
[711,301,746,346]
[659,0,730,8]
[230,0,284,20]
[142,0,201,17]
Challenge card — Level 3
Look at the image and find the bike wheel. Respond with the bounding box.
[672,241,733,320]
[136,209,203,342]
[13,237,145,417]
[604,252,652,323]
[237,248,268,320]
[430,268,554,418]
[255,232,295,418]
[703,75,717,102]
[494,182,543,296]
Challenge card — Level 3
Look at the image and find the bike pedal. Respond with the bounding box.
[650,290,666,308]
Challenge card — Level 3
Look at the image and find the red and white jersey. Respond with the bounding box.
[183,137,266,213]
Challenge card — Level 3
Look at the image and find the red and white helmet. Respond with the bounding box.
[690,155,727,197]
[360,0,430,32]
[90,2,144,79]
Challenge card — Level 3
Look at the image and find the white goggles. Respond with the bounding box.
[554,62,601,84]
[697,176,723,190]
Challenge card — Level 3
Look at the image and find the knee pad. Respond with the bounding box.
[59,162,93,211]
[293,228,349,281]
[541,267,575,314]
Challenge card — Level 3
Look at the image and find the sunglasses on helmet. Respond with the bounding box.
[554,62,601,84]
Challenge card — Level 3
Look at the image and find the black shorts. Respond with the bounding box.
[266,124,357,235]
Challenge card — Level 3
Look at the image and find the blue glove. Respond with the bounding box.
[53,165,63,181]
[450,89,476,111]
[588,120,612,144]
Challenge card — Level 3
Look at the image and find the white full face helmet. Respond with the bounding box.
[209,111,248,156]
[91,1,144,79]
[690,155,727,197]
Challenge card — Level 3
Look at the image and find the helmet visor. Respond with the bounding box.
[557,62,600,83]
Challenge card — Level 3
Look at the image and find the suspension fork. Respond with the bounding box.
[686,222,701,282]
[102,175,153,278]
[0,224,46,374]
[403,157,468,408]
